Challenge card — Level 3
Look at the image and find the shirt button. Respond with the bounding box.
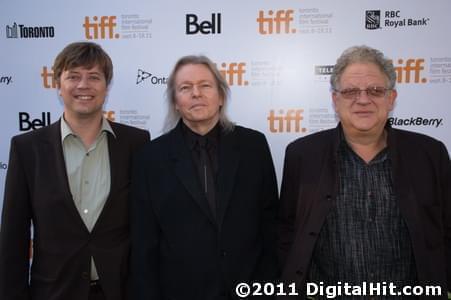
[84,180,89,185]
[83,209,89,214]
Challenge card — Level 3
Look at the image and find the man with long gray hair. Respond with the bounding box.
[130,55,279,299]
[278,45,451,299]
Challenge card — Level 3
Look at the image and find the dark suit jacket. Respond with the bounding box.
[130,121,279,300]
[0,119,150,300]
[278,123,451,299]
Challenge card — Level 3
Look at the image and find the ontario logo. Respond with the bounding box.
[136,69,167,85]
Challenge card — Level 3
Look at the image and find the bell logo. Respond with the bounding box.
[19,112,51,131]
[267,109,306,133]
[186,13,221,35]
[217,62,248,86]
[257,9,296,34]
[393,59,427,84]
[41,66,57,89]
[104,111,116,122]
[83,16,119,39]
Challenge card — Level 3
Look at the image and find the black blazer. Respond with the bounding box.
[130,121,279,300]
[0,119,150,300]
[278,123,451,299]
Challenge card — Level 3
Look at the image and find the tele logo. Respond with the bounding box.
[257,9,296,34]
[267,109,305,133]
[217,62,248,86]
[186,13,221,35]
[392,58,427,84]
[83,16,119,39]
[41,66,57,89]
[19,112,51,131]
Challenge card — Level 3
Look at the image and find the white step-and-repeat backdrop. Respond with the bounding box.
[1,1,451,222]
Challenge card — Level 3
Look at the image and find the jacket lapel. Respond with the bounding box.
[387,128,417,227]
[91,129,117,232]
[169,123,216,225]
[41,119,89,232]
[216,128,240,229]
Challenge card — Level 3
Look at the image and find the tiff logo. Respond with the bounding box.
[104,111,115,122]
[83,16,119,39]
[267,109,305,133]
[257,10,296,34]
[217,63,248,86]
[393,59,427,83]
[41,66,57,89]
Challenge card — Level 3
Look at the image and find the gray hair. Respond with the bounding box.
[163,55,235,133]
[330,45,397,91]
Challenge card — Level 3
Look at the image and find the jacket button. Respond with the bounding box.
[221,251,227,257]
[81,272,89,280]
[296,270,303,276]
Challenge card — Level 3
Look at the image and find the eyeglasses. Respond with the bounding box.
[334,86,392,100]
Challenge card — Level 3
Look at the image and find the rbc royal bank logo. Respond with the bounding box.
[365,10,381,30]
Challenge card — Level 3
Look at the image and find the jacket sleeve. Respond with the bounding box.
[277,143,300,270]
[439,143,451,292]
[256,134,280,282]
[129,149,161,300]
[0,137,32,300]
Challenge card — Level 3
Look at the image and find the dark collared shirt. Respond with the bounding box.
[181,121,220,176]
[308,133,418,299]
[181,121,220,217]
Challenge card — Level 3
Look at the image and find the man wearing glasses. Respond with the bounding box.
[278,45,450,299]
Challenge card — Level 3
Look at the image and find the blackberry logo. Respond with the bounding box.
[365,10,380,30]
[0,76,12,85]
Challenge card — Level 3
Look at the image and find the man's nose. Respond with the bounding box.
[76,76,90,88]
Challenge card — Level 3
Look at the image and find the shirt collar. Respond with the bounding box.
[181,120,220,150]
[60,116,116,143]
[338,124,389,165]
